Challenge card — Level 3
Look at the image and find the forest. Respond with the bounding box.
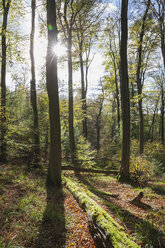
[0,0,165,247]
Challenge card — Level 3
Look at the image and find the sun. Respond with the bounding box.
[53,43,66,57]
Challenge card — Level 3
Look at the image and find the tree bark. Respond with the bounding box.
[119,0,130,180]
[160,1,165,144]
[114,67,120,129]
[79,44,87,138]
[96,108,102,151]
[136,0,151,154]
[0,0,10,163]
[161,84,164,144]
[68,30,76,163]
[46,0,61,187]
[30,0,40,167]
[148,96,159,141]
[160,0,165,68]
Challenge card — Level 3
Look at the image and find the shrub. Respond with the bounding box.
[76,136,96,168]
[130,155,154,184]
[131,139,140,156]
[144,141,165,175]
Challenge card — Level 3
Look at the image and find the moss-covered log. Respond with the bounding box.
[61,166,118,175]
[63,176,139,248]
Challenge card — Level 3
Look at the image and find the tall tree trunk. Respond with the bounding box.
[96,102,103,151]
[96,116,101,151]
[161,33,165,68]
[160,1,164,144]
[111,97,116,140]
[148,96,159,141]
[79,46,87,138]
[161,84,164,144]
[44,124,49,162]
[130,81,137,138]
[160,0,165,68]
[30,0,40,167]
[46,0,61,187]
[68,30,76,163]
[119,0,130,180]
[0,0,10,163]
[114,66,120,129]
[136,0,151,154]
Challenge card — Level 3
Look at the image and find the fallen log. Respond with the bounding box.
[62,166,118,175]
[63,176,140,248]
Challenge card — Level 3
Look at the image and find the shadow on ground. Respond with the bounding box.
[151,184,165,196]
[35,185,66,248]
[74,172,165,248]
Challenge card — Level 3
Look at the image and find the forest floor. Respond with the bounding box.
[66,172,165,247]
[0,163,165,248]
[0,164,96,248]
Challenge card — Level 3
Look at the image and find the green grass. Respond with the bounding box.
[0,165,47,247]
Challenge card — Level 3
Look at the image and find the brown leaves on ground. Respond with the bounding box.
[0,164,96,248]
[70,172,165,247]
[64,189,96,248]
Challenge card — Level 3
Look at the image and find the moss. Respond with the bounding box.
[63,176,139,248]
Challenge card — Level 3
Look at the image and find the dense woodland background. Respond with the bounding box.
[0,0,164,182]
[0,0,165,247]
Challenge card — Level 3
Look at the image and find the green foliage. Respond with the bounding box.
[0,237,14,248]
[130,155,154,184]
[135,220,162,247]
[130,140,165,179]
[144,141,165,171]
[76,136,96,168]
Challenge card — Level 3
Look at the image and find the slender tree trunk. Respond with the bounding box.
[160,0,165,68]
[151,106,157,141]
[68,30,76,163]
[119,0,130,180]
[148,96,159,140]
[44,124,49,162]
[161,34,165,69]
[161,84,164,144]
[111,97,116,140]
[130,81,137,138]
[30,0,40,167]
[136,0,151,154]
[114,67,120,129]
[138,98,144,153]
[96,103,103,151]
[46,0,61,187]
[96,116,101,151]
[79,48,87,138]
[0,0,10,163]
[160,2,165,144]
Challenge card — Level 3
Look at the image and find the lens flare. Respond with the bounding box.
[53,44,66,57]
[48,24,53,31]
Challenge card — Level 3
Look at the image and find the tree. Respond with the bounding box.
[119,0,130,180]
[57,0,86,163]
[46,0,61,187]
[0,0,11,163]
[101,13,121,130]
[151,0,165,67]
[96,79,104,151]
[30,0,40,167]
[135,0,151,154]
[151,0,165,144]
[74,1,104,138]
